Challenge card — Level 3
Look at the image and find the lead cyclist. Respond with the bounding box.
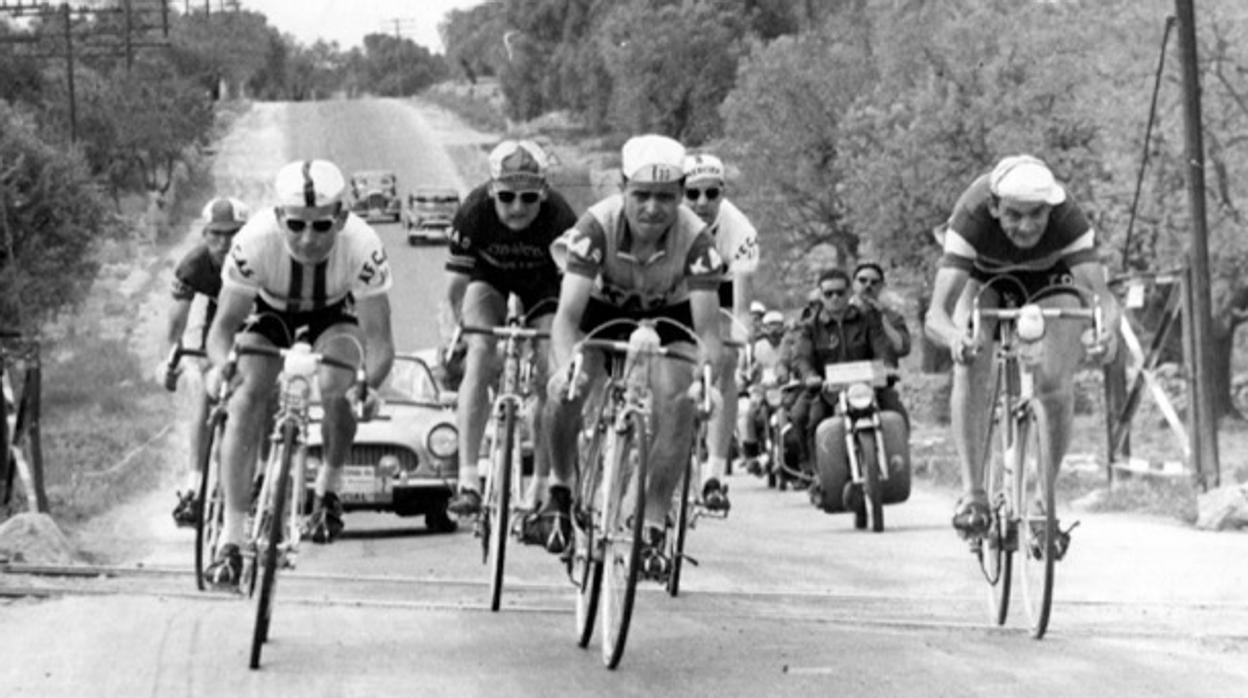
[924,154,1119,541]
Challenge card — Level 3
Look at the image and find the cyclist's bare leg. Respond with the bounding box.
[643,352,696,528]
[314,325,368,496]
[220,334,282,547]
[1030,294,1084,485]
[950,282,998,502]
[186,360,212,492]
[704,345,738,485]
[544,350,604,489]
[456,282,506,493]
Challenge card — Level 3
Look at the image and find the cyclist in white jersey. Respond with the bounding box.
[683,153,759,512]
[201,159,395,588]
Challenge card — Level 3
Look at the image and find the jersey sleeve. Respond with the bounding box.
[445,187,482,275]
[221,230,263,295]
[726,206,760,274]
[171,252,198,301]
[351,229,393,299]
[685,230,726,291]
[555,215,607,279]
[1051,203,1099,267]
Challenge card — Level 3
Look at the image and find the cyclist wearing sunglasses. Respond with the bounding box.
[201,159,396,587]
[850,261,910,427]
[162,196,249,528]
[924,155,1119,538]
[443,139,578,518]
[785,269,894,482]
[681,152,760,513]
[541,134,725,559]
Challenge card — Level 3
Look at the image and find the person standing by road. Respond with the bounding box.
[443,140,579,518]
[683,152,759,512]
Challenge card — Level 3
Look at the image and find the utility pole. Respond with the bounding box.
[62,2,76,143]
[1174,0,1220,489]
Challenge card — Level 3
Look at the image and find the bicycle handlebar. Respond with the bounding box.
[163,342,208,392]
[222,343,370,420]
[460,324,550,342]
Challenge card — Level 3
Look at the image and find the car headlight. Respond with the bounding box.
[846,382,875,411]
[427,423,458,459]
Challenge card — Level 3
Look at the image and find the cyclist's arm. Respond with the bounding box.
[551,273,594,371]
[206,286,255,367]
[356,293,395,389]
[690,287,723,372]
[1069,260,1121,340]
[165,298,193,349]
[924,266,971,349]
[445,271,470,326]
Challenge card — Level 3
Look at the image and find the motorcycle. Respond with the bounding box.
[811,360,911,532]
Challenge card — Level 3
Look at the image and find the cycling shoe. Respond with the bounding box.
[172,490,201,528]
[447,487,482,517]
[700,478,730,513]
[520,486,572,554]
[952,492,992,538]
[305,492,345,544]
[203,543,243,590]
[639,525,670,582]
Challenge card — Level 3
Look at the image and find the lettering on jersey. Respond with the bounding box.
[565,229,602,264]
[449,227,468,249]
[371,248,388,267]
[690,246,724,276]
[359,262,375,285]
[735,238,758,262]
[231,245,254,279]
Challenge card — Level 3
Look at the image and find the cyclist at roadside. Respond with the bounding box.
[162,196,249,528]
[924,154,1118,538]
[786,269,900,480]
[683,153,759,512]
[850,261,911,427]
[739,310,788,474]
[202,159,395,587]
[443,140,579,518]
[537,134,725,559]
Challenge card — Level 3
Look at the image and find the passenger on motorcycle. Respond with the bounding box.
[850,261,911,426]
[739,310,788,474]
[540,134,725,559]
[785,269,903,480]
[162,196,249,528]
[443,140,579,518]
[202,159,395,588]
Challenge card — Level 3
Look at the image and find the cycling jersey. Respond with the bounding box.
[222,208,391,312]
[555,194,723,313]
[446,184,577,308]
[172,244,223,302]
[940,174,1097,276]
[703,199,759,277]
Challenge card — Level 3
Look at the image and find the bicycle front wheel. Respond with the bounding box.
[486,401,517,612]
[574,423,606,648]
[194,414,226,591]
[858,430,884,533]
[666,451,693,597]
[249,422,295,670]
[1019,409,1056,639]
[601,411,647,670]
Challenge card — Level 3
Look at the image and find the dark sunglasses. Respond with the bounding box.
[685,187,721,201]
[855,276,882,286]
[284,218,336,233]
[821,287,848,298]
[496,190,541,205]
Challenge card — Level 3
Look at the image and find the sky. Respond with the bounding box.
[237,0,486,54]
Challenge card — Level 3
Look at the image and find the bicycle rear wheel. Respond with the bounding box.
[601,411,647,670]
[574,424,606,648]
[486,401,517,612]
[666,451,693,597]
[1019,409,1056,639]
[249,422,295,670]
[858,431,884,533]
[194,414,226,591]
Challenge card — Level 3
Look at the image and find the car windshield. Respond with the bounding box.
[308,355,439,405]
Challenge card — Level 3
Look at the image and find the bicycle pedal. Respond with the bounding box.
[679,553,700,567]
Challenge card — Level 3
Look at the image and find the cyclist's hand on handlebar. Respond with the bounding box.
[550,361,589,402]
[951,333,982,365]
[1081,327,1118,365]
[802,374,824,391]
[348,384,382,421]
[686,380,722,420]
[157,359,182,391]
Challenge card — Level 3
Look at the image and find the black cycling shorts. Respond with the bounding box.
[243,297,358,348]
[970,261,1075,305]
[717,279,734,309]
[579,296,696,346]
[472,271,561,319]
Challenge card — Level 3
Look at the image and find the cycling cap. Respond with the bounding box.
[989,154,1065,206]
[684,153,724,183]
[202,196,249,232]
[489,139,547,186]
[763,310,784,325]
[749,301,766,314]
[275,159,346,209]
[621,134,685,183]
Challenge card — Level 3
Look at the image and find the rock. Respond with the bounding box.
[1195,484,1248,531]
[0,513,83,566]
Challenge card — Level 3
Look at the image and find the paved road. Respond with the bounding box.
[1,99,1246,697]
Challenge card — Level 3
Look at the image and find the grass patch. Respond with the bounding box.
[420,84,509,134]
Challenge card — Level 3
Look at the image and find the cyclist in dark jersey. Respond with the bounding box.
[444,140,579,517]
[925,155,1119,539]
[162,196,248,527]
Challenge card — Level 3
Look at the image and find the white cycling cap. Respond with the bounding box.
[989,154,1065,206]
[621,134,685,183]
[489,140,547,186]
[749,301,767,314]
[762,310,784,325]
[684,153,724,183]
[275,159,346,209]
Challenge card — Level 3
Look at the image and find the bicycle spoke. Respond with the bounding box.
[1020,410,1056,638]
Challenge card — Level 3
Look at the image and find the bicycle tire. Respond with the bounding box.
[858,430,884,533]
[979,372,1012,626]
[487,401,517,612]
[574,423,606,648]
[1019,409,1056,639]
[194,414,226,591]
[666,452,693,597]
[601,411,647,670]
[0,367,10,508]
[249,422,294,670]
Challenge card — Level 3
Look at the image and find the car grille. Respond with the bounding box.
[349,445,416,470]
[368,193,388,208]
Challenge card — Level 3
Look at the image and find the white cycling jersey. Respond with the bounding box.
[703,199,759,277]
[221,208,392,312]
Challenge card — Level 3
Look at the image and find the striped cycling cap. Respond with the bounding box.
[275,159,346,208]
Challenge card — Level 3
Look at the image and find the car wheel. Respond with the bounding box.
[426,508,458,533]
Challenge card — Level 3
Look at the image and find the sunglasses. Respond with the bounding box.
[496,190,541,205]
[284,218,336,233]
[685,187,721,201]
[855,276,882,286]
[821,287,848,298]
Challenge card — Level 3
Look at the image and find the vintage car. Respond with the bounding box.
[348,170,402,223]
[403,187,461,245]
[305,352,459,532]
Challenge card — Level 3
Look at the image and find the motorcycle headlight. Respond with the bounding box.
[846,382,875,411]
[427,423,458,460]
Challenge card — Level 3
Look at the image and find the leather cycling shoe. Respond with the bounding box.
[447,487,482,517]
[952,492,992,538]
[204,543,243,590]
[521,486,572,554]
[701,478,730,513]
[305,492,345,544]
[639,525,670,581]
[172,490,201,528]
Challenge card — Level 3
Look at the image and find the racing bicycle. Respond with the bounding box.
[460,299,551,612]
[968,279,1102,639]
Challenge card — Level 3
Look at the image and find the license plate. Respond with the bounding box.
[341,465,378,501]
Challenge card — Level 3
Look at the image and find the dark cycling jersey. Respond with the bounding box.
[171,243,223,341]
[446,184,577,311]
